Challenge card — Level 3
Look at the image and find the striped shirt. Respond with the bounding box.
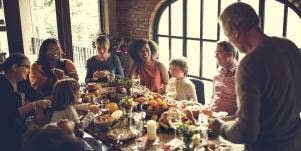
[211,61,238,115]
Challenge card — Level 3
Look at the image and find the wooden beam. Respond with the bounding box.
[3,0,24,54]
[55,0,73,61]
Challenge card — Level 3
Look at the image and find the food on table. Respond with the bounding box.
[105,102,118,112]
[82,93,96,103]
[111,110,123,122]
[201,108,213,117]
[94,114,113,129]
[107,127,136,141]
[158,110,171,129]
[115,86,127,94]
[87,82,101,92]
[111,116,128,128]
[167,100,177,108]
[88,104,100,114]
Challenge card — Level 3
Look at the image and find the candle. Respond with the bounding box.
[147,120,157,140]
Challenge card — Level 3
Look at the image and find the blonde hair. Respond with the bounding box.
[219,2,259,32]
[52,78,80,111]
[169,57,188,75]
[95,35,110,50]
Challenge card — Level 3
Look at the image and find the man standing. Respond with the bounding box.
[210,2,301,151]
[210,41,238,116]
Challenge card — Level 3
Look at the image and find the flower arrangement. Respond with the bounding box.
[177,121,201,150]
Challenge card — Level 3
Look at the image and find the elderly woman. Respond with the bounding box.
[128,38,169,93]
[29,38,78,97]
[0,53,51,151]
[85,35,124,83]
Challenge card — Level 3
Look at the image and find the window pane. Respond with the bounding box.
[221,0,237,14]
[70,0,100,83]
[158,37,170,67]
[171,38,183,59]
[171,0,183,37]
[30,0,58,39]
[287,8,301,48]
[241,0,259,13]
[158,7,169,35]
[264,0,284,37]
[0,0,8,55]
[22,0,58,62]
[187,40,200,76]
[219,0,237,41]
[203,42,216,79]
[187,0,200,38]
[203,0,218,40]
[70,0,100,46]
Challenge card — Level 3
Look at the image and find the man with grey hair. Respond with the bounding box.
[209,2,301,151]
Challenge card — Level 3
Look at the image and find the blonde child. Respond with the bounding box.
[168,58,197,102]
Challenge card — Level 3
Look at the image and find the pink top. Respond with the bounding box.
[211,61,238,115]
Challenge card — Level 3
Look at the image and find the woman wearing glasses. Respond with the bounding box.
[0,53,51,151]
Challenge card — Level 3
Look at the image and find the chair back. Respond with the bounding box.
[188,77,205,105]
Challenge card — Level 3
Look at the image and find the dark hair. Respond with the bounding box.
[0,53,28,72]
[52,78,80,111]
[217,41,237,58]
[21,125,84,151]
[37,38,63,78]
[170,58,188,75]
[128,38,158,63]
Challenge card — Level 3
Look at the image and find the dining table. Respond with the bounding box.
[81,81,244,151]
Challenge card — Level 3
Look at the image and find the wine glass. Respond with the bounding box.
[129,112,144,137]
[166,85,176,100]
[167,109,182,139]
[129,112,145,150]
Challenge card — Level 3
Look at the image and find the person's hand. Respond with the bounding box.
[93,70,107,80]
[183,109,198,125]
[53,68,65,79]
[35,99,52,109]
[208,118,224,136]
[57,119,75,135]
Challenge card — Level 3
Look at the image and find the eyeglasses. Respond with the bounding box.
[19,64,30,69]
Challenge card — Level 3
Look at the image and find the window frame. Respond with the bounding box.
[153,0,301,81]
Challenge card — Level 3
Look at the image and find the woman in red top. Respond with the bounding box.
[128,38,169,93]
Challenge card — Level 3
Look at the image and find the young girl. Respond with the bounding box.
[167,58,197,102]
[51,78,81,124]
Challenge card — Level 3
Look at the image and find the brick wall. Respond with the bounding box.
[114,0,161,40]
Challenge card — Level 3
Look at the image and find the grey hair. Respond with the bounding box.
[219,2,260,32]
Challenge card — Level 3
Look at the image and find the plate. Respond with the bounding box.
[107,128,136,141]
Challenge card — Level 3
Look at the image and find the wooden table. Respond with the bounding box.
[85,124,244,151]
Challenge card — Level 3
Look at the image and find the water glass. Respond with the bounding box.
[82,111,95,128]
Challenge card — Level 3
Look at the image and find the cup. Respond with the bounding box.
[82,111,95,128]
[147,120,157,140]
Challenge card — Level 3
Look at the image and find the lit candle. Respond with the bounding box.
[147,120,157,140]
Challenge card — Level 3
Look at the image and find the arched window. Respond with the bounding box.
[154,0,301,103]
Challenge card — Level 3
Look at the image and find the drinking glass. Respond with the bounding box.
[129,112,144,137]
[167,109,182,139]
[166,84,176,100]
